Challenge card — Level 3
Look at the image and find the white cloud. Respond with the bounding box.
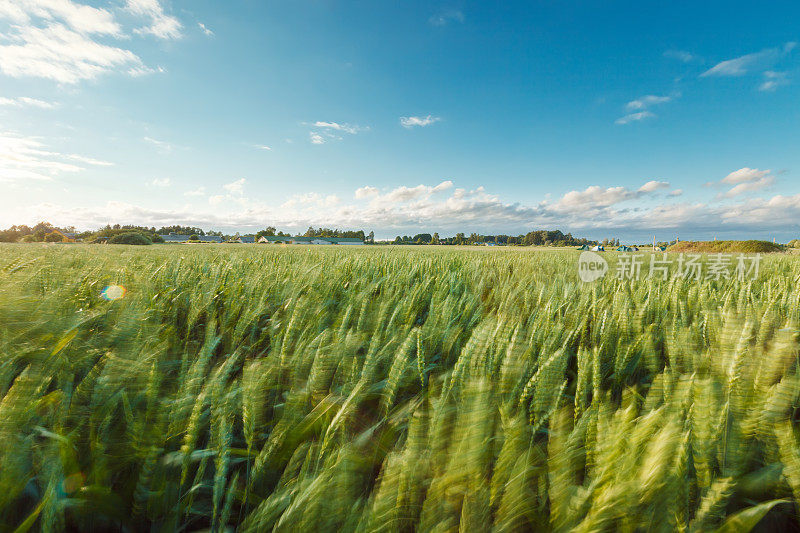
[722,178,774,198]
[66,154,113,166]
[721,167,770,185]
[433,180,454,192]
[128,64,165,77]
[149,177,171,187]
[254,144,271,151]
[702,51,771,77]
[664,50,697,63]
[355,186,379,199]
[429,9,464,26]
[552,180,673,213]
[0,129,107,182]
[615,111,655,125]
[0,96,57,108]
[282,193,340,210]
[312,121,366,135]
[400,115,441,128]
[0,0,121,35]
[759,71,788,92]
[554,186,634,211]
[11,174,795,237]
[637,180,670,193]
[701,43,795,78]
[126,0,182,40]
[184,186,205,197]
[669,189,684,197]
[376,181,454,204]
[625,95,673,111]
[308,121,367,143]
[223,178,246,195]
[713,168,775,198]
[0,0,179,83]
[0,23,142,83]
[616,93,677,124]
[198,22,213,36]
[143,136,173,152]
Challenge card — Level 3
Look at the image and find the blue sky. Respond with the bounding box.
[1,0,799,240]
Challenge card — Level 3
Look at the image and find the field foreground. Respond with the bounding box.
[1,244,800,531]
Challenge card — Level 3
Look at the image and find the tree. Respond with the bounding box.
[189,234,200,241]
[432,233,440,245]
[109,232,152,245]
[257,227,277,238]
[44,231,64,243]
[367,231,375,244]
[394,236,402,244]
[455,233,465,245]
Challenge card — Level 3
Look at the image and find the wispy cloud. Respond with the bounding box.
[184,186,206,197]
[307,121,367,144]
[701,43,796,77]
[712,167,775,198]
[0,0,121,35]
[0,129,109,182]
[312,121,367,135]
[0,23,142,83]
[0,0,181,83]
[615,111,655,125]
[143,136,173,153]
[253,144,272,151]
[223,178,246,195]
[400,115,442,128]
[552,180,672,213]
[282,192,340,210]
[126,0,182,40]
[204,179,248,207]
[759,70,789,92]
[638,180,670,193]
[0,96,56,109]
[198,22,213,36]
[616,93,677,124]
[66,154,113,166]
[429,9,464,26]
[625,95,673,111]
[149,177,171,187]
[355,186,379,199]
[16,172,798,237]
[663,50,698,63]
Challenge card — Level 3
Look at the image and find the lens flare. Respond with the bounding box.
[101,284,127,301]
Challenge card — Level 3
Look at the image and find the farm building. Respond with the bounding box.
[257,236,364,245]
[162,234,223,243]
[50,229,77,242]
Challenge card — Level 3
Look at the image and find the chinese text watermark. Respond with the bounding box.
[578,252,761,282]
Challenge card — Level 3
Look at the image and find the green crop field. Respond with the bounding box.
[1,244,799,531]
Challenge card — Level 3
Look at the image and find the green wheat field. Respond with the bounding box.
[2,243,800,532]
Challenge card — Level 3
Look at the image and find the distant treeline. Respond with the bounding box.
[1,223,597,247]
[0,223,370,243]
[391,230,597,246]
